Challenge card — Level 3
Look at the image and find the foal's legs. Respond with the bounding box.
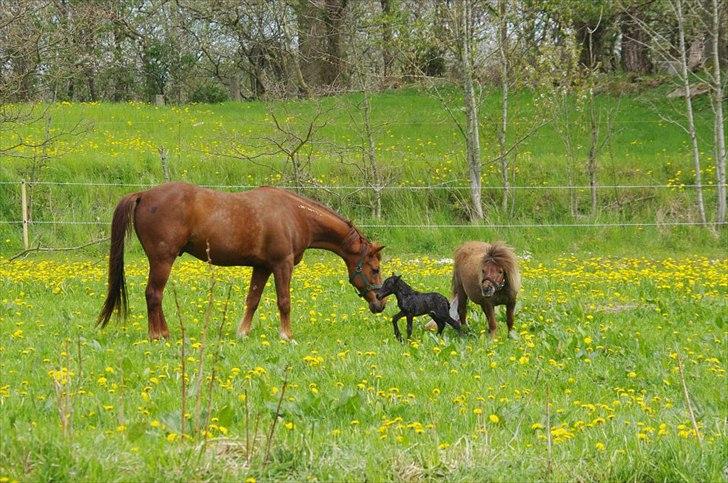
[406,315,414,340]
[482,303,497,337]
[237,267,272,337]
[145,258,174,340]
[272,259,294,340]
[391,311,405,341]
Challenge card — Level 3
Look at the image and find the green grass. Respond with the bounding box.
[1,251,726,481]
[0,86,726,480]
[0,85,726,258]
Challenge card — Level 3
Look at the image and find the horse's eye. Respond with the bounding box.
[372,268,380,274]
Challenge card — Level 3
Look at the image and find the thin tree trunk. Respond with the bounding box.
[461,0,483,220]
[709,0,726,224]
[676,0,708,224]
[380,0,394,87]
[587,89,599,216]
[362,89,382,219]
[497,0,510,212]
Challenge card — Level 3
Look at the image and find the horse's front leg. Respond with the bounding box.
[272,259,294,341]
[482,303,497,336]
[237,266,272,338]
[505,301,516,335]
[392,311,405,341]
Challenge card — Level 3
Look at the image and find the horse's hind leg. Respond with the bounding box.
[453,282,469,328]
[146,258,174,340]
[237,267,272,338]
[272,259,294,341]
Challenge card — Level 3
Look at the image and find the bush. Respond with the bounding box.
[190,83,229,103]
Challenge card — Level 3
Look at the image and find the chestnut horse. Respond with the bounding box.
[97,182,386,340]
[447,241,520,336]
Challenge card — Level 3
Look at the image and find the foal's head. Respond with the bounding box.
[480,257,506,297]
[375,274,403,301]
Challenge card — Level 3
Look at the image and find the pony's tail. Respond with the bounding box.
[97,193,139,328]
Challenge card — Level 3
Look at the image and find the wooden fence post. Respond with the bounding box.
[21,180,29,250]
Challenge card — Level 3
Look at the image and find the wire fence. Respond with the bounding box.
[1,180,726,243]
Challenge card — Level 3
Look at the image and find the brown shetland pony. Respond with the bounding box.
[97,182,386,340]
[450,241,520,336]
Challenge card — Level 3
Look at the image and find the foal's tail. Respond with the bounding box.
[97,193,140,328]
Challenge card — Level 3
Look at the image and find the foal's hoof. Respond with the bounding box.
[507,330,519,340]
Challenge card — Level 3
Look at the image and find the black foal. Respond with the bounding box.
[376,274,462,341]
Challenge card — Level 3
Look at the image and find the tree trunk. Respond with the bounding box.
[676,0,707,224]
[362,89,383,219]
[461,0,483,220]
[380,0,394,86]
[575,20,605,69]
[709,0,726,224]
[587,89,599,216]
[297,0,347,90]
[322,0,347,87]
[497,0,510,212]
[621,7,653,74]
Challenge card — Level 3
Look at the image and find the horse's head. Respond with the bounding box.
[376,273,401,301]
[349,242,386,313]
[480,257,506,297]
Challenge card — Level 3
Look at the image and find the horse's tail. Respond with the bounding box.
[97,193,140,328]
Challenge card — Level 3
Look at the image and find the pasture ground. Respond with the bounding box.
[1,250,726,481]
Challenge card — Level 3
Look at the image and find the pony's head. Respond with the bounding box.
[479,242,519,297]
[349,241,386,313]
[376,273,402,301]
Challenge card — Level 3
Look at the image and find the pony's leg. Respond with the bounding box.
[145,258,174,340]
[506,302,516,334]
[456,293,469,329]
[272,260,294,340]
[481,303,497,336]
[237,267,272,338]
[392,312,404,341]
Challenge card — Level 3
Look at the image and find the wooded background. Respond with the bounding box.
[1,0,726,103]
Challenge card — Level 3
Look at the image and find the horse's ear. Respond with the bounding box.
[371,244,385,255]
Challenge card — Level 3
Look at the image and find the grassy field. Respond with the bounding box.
[1,87,726,481]
[0,249,726,481]
[0,85,726,256]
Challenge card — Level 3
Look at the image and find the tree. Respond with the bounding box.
[707,0,726,224]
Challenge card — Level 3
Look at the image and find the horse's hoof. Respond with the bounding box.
[423,320,438,332]
[236,330,251,339]
[508,330,519,340]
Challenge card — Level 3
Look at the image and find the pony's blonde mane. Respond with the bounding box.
[484,242,521,293]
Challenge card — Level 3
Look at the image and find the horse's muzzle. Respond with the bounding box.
[481,284,496,297]
[369,299,386,313]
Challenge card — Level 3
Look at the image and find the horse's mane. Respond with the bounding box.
[279,188,368,247]
[484,242,521,293]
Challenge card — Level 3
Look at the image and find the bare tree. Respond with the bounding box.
[460,0,484,220]
[223,100,334,191]
[707,0,726,224]
[674,0,707,224]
